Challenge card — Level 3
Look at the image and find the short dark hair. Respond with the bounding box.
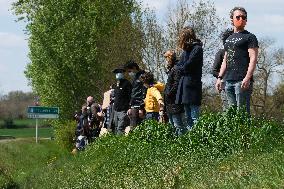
[124,60,139,70]
[221,28,234,45]
[230,7,247,19]
[140,72,155,85]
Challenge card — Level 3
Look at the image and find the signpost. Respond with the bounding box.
[27,106,59,143]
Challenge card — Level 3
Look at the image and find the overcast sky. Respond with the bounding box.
[0,0,283,94]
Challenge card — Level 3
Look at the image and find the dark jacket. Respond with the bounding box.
[130,70,146,108]
[176,43,203,105]
[164,65,184,114]
[113,78,132,111]
[212,49,225,78]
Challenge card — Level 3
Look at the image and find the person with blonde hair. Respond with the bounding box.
[164,50,186,136]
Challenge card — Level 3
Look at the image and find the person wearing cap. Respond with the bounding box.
[124,60,146,133]
[112,67,132,135]
[163,50,186,136]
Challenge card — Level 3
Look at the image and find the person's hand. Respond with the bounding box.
[127,109,132,116]
[241,77,250,90]
[138,109,144,118]
[215,78,223,92]
[158,99,164,107]
[97,112,104,117]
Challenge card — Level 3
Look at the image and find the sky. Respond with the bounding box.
[0,0,283,94]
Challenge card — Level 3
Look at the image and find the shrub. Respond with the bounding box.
[53,120,76,150]
[177,107,284,158]
[129,119,175,144]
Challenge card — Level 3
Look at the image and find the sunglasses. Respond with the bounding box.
[235,15,247,20]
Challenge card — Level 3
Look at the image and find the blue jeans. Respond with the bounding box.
[145,112,159,121]
[168,113,186,136]
[184,104,200,130]
[225,81,253,114]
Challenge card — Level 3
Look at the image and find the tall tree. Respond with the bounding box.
[251,38,284,118]
[165,0,226,74]
[12,0,142,119]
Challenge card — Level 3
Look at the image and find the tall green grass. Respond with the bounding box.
[1,108,284,188]
[0,139,69,188]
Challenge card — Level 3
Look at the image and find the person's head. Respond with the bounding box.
[81,105,87,115]
[140,72,155,88]
[164,50,177,68]
[230,7,247,30]
[221,28,234,45]
[112,67,125,80]
[86,96,93,105]
[124,60,140,78]
[178,26,199,51]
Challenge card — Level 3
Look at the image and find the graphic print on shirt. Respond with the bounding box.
[225,37,242,71]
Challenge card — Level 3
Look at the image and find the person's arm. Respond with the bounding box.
[212,49,224,78]
[215,51,227,92]
[168,67,182,97]
[241,48,258,89]
[152,88,164,109]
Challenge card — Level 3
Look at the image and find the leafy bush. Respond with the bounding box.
[53,120,76,150]
[130,119,175,143]
[177,107,284,158]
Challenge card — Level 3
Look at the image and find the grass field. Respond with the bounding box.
[0,119,48,128]
[0,127,54,138]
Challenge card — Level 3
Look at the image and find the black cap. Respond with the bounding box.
[124,60,139,70]
[112,67,125,73]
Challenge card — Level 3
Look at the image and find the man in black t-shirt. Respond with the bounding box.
[215,7,259,114]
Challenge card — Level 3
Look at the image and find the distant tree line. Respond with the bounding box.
[0,91,34,119]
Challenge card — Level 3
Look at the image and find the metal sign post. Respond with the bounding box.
[27,106,59,143]
[36,118,38,143]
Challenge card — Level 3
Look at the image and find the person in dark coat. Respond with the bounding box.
[163,50,186,136]
[175,26,203,130]
[212,28,234,111]
[124,60,146,133]
[112,67,132,135]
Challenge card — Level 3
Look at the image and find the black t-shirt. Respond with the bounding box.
[224,30,258,81]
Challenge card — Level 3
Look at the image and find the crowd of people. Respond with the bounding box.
[72,7,259,152]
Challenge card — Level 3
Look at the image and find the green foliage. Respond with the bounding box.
[12,0,143,119]
[0,139,68,188]
[53,120,76,150]
[177,108,283,158]
[1,110,284,188]
[130,119,175,143]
